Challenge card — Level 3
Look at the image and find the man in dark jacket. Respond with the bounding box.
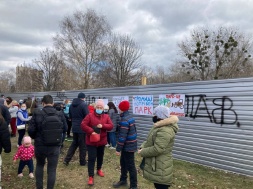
[28,95,67,189]
[63,92,89,166]
[0,104,11,125]
[0,106,11,154]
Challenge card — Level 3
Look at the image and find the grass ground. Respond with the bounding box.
[1,136,253,189]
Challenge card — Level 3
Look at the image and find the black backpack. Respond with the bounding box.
[40,109,63,146]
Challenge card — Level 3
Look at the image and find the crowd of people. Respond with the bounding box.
[0,92,179,189]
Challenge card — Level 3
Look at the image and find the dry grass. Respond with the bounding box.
[1,136,253,189]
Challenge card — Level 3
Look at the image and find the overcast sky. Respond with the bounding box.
[1,0,253,72]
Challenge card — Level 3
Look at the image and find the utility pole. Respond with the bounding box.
[141,76,147,85]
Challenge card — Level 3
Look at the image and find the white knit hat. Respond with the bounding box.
[153,105,171,119]
[104,105,109,110]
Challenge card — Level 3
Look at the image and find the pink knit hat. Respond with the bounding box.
[96,99,104,107]
[23,136,32,144]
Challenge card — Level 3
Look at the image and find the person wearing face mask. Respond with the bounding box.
[16,103,31,147]
[138,106,179,189]
[81,99,113,186]
[9,100,19,137]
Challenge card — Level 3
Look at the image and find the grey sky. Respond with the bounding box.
[0,0,253,72]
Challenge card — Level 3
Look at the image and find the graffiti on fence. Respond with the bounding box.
[185,94,240,127]
[86,95,106,105]
[56,91,67,100]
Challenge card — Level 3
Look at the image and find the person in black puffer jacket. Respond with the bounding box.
[0,107,11,155]
[63,92,89,166]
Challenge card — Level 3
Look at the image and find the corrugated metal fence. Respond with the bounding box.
[4,77,253,176]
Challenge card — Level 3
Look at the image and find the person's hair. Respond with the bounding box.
[89,103,96,107]
[41,95,53,104]
[54,103,62,111]
[6,96,13,105]
[0,108,5,124]
[1,94,4,98]
[20,103,27,107]
[108,102,118,113]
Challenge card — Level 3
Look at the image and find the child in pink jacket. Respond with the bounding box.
[13,136,34,178]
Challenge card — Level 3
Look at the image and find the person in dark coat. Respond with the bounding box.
[63,93,89,166]
[107,102,119,149]
[0,105,11,155]
[28,95,67,189]
[0,104,11,126]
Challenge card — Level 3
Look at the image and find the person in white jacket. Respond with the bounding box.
[9,100,19,137]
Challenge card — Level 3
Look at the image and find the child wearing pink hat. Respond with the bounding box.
[13,136,35,178]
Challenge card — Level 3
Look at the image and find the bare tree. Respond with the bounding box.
[54,9,111,89]
[32,49,64,91]
[178,26,252,80]
[94,34,143,87]
[145,65,172,85]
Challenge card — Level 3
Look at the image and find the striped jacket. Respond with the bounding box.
[116,111,137,152]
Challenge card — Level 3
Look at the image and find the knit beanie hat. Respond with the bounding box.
[104,105,109,110]
[78,92,85,99]
[23,136,32,144]
[96,99,105,107]
[118,100,130,112]
[153,105,171,119]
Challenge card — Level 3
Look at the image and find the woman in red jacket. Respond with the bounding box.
[81,99,113,186]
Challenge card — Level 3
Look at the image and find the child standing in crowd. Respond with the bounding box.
[13,136,34,178]
[113,100,138,189]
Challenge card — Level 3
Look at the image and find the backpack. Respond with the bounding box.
[40,109,63,146]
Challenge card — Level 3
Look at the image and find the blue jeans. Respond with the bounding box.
[18,159,34,174]
[108,132,116,147]
[35,146,60,189]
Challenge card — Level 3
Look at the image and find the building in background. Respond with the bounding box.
[16,65,43,92]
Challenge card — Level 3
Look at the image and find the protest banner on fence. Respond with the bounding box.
[112,96,129,111]
[132,95,153,115]
[159,94,185,116]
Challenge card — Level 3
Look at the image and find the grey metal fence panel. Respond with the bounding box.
[4,77,253,176]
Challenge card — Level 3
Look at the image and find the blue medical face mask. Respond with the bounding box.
[96,109,103,114]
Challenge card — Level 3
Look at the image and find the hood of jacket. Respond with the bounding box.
[154,115,179,133]
[72,98,84,107]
